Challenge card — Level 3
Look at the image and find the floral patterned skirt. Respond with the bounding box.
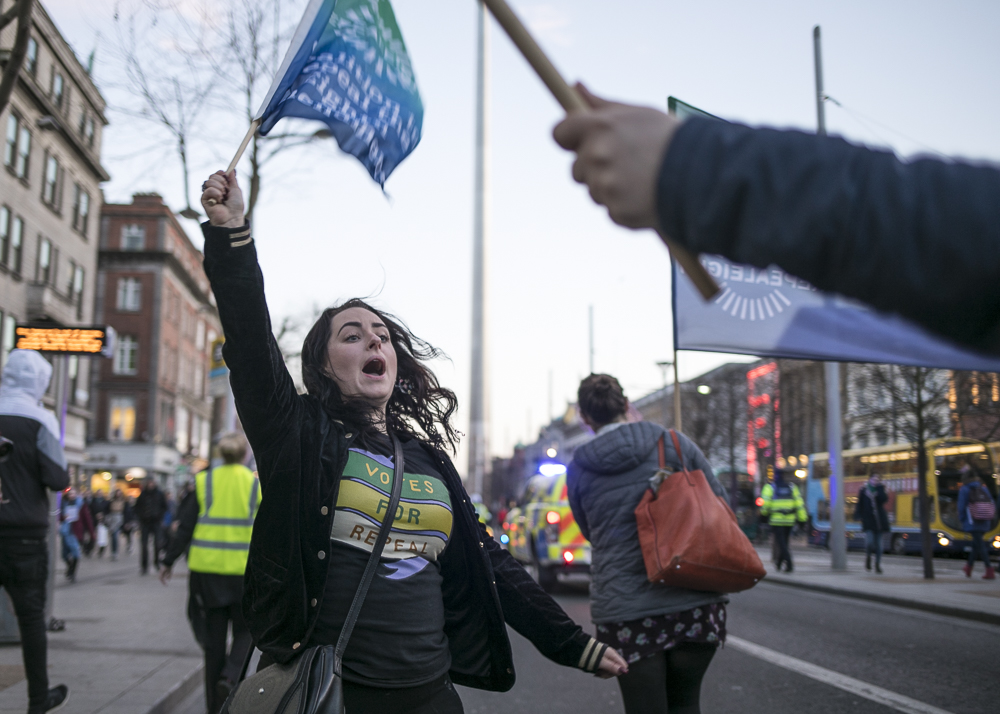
[595,603,726,664]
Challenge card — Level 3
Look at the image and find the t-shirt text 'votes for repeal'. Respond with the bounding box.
[331,447,453,565]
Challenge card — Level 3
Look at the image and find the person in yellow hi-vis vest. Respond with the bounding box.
[160,434,260,714]
[760,467,807,573]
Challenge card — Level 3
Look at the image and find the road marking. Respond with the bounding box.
[727,636,954,714]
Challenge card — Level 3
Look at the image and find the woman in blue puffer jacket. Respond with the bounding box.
[568,374,728,714]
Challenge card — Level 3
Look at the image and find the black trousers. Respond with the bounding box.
[343,673,464,714]
[773,526,793,571]
[0,538,50,709]
[617,643,718,714]
[204,603,253,714]
[139,522,162,572]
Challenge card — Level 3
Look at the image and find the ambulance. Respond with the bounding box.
[502,463,590,591]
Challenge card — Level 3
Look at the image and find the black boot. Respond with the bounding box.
[866,553,872,571]
[66,558,78,582]
[28,683,68,714]
[875,562,883,574]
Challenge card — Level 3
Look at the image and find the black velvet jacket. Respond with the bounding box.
[202,223,604,691]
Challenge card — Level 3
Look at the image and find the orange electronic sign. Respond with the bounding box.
[14,325,115,356]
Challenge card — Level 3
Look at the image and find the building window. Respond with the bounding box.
[116,277,141,312]
[72,184,90,236]
[37,236,51,284]
[3,115,16,168]
[176,405,189,454]
[160,401,175,445]
[71,264,84,316]
[82,115,95,148]
[42,153,59,206]
[4,114,30,179]
[51,71,64,110]
[26,38,37,76]
[113,335,138,375]
[121,224,145,251]
[0,206,8,266]
[8,217,22,274]
[109,396,136,442]
[1,315,16,368]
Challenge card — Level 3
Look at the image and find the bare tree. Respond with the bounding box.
[852,364,952,579]
[112,3,218,218]
[109,0,318,222]
[0,0,34,118]
[273,304,322,393]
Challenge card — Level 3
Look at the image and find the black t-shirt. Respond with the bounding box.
[309,435,454,688]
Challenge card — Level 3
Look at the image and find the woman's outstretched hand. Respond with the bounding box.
[595,646,629,679]
[201,170,245,228]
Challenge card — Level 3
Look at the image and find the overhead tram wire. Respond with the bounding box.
[822,94,949,159]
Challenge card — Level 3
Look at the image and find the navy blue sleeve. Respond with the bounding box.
[657,118,1000,354]
[565,464,591,542]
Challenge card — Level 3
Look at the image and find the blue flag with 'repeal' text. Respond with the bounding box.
[255,0,422,186]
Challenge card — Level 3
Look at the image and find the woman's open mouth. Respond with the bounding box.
[362,356,386,377]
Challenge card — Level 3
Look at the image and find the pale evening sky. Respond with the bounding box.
[41,0,1000,476]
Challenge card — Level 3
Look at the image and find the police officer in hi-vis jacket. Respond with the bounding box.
[760,467,807,573]
[160,433,260,714]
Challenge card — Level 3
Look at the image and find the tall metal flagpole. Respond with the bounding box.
[815,25,847,571]
[468,1,491,497]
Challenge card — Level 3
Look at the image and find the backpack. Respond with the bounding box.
[968,484,997,522]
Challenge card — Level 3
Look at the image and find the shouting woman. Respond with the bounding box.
[198,170,626,714]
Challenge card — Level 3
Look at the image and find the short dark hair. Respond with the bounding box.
[577,374,628,426]
[301,299,459,451]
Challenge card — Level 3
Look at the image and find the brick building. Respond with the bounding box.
[86,194,221,489]
[0,0,109,474]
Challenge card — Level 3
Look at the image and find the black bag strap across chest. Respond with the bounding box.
[333,430,405,677]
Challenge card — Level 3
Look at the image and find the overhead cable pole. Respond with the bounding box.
[588,305,594,375]
[815,25,847,571]
[467,1,491,497]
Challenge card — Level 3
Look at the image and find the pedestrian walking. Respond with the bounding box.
[197,171,627,714]
[853,474,890,573]
[760,469,807,573]
[568,374,728,714]
[106,490,125,561]
[122,496,137,553]
[161,434,260,714]
[60,489,93,582]
[0,349,71,713]
[551,86,1000,355]
[958,471,997,579]
[135,479,167,575]
[95,515,110,558]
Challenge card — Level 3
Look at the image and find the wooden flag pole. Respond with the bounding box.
[205,119,261,206]
[480,0,719,300]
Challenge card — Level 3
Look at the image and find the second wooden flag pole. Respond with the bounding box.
[481,0,719,300]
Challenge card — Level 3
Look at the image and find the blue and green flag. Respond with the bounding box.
[255,0,422,186]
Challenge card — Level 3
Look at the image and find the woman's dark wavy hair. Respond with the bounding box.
[301,298,459,452]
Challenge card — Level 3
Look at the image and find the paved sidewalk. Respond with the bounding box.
[0,544,202,714]
[758,544,1000,623]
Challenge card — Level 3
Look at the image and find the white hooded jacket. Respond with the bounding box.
[0,349,61,439]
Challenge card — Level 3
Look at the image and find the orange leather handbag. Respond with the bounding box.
[634,430,766,593]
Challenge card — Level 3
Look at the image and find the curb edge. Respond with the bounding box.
[762,577,1000,626]
[144,663,204,714]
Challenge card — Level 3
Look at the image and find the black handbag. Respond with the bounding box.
[221,432,405,714]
